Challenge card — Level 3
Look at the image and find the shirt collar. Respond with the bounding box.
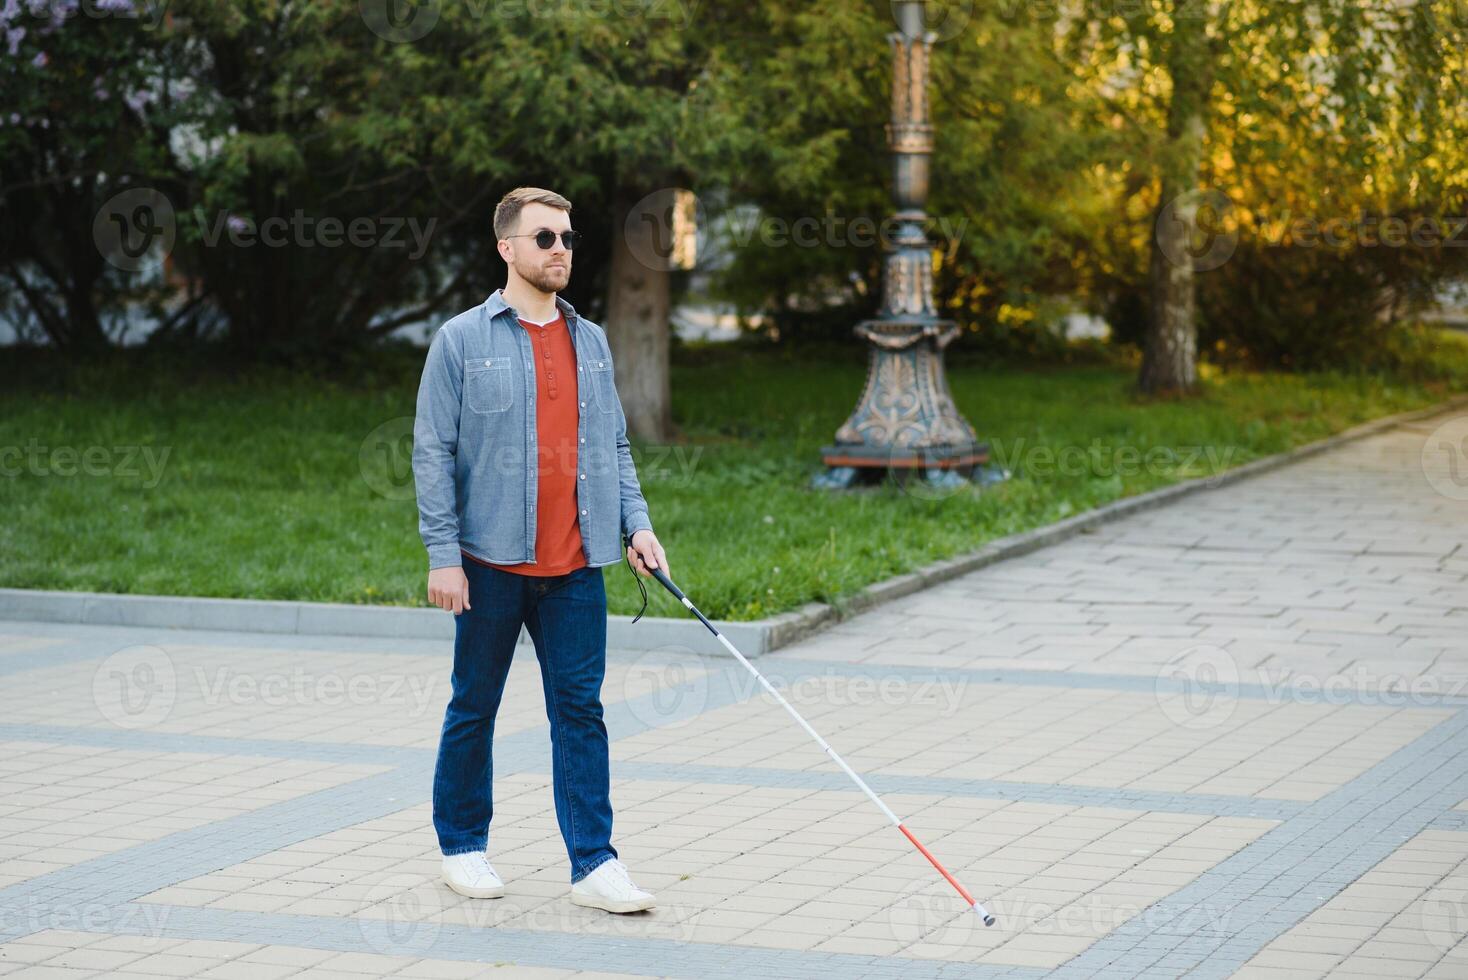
[485,287,578,325]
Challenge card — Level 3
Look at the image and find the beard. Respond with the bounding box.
[518,259,570,293]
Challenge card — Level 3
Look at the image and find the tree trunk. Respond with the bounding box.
[605,187,674,442]
[1139,3,1212,395]
[1141,180,1201,393]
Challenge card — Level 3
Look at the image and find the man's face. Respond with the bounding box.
[506,202,572,293]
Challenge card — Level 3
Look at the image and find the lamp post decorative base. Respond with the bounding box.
[812,315,1010,491]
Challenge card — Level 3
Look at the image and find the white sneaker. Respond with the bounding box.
[441,852,505,899]
[570,858,655,913]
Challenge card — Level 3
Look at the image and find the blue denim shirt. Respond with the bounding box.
[412,289,654,571]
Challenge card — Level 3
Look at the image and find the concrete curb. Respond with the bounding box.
[0,586,771,658]
[2,393,1463,655]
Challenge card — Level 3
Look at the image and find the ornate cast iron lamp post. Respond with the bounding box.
[813,0,1004,492]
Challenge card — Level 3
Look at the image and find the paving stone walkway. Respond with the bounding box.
[1,409,1466,979]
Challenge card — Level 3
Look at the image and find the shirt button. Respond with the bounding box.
[581,509,588,515]
[580,401,585,407]
[484,359,491,366]
[597,361,604,367]
[580,437,585,443]
[579,473,586,480]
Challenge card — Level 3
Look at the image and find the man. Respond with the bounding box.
[412,186,670,914]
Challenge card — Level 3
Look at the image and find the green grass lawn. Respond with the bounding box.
[3,332,1465,621]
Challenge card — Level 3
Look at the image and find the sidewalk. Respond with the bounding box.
[1,410,1465,979]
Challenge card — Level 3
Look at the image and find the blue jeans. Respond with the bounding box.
[432,557,618,883]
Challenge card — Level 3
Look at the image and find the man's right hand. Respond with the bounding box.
[428,566,472,615]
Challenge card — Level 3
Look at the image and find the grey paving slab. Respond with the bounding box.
[2,408,1467,976]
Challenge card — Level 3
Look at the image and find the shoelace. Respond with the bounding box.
[461,852,496,880]
[598,859,637,891]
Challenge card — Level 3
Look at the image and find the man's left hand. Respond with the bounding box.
[627,529,668,580]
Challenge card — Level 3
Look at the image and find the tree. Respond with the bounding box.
[0,1,188,351]
[1065,0,1467,389]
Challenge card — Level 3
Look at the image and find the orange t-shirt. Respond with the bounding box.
[463,310,587,576]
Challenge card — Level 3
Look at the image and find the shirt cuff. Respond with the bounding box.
[623,511,653,542]
[427,543,463,570]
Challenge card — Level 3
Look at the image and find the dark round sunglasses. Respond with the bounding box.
[506,229,580,250]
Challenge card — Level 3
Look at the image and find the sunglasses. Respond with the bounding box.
[506,229,580,250]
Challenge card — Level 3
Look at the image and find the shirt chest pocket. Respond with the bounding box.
[464,358,513,414]
[587,360,616,414]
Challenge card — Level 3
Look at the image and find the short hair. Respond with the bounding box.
[493,187,572,241]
